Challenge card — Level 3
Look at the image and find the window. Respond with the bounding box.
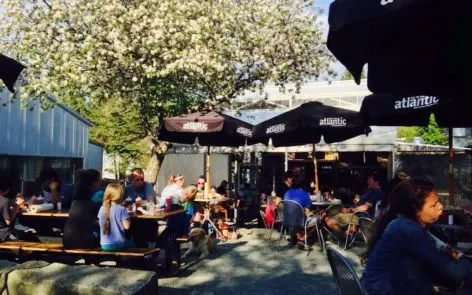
[22,158,43,181]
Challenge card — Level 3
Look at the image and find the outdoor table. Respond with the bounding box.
[22,208,185,220]
[194,199,223,237]
[310,200,342,220]
[311,200,342,213]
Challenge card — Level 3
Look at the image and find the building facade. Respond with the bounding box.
[0,90,103,196]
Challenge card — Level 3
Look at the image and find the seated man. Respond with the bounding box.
[325,171,384,235]
[124,168,157,247]
[124,168,156,201]
[284,176,318,244]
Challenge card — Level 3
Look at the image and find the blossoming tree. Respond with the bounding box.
[0,0,333,183]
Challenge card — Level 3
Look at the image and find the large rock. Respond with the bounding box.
[0,260,19,293]
[6,262,157,295]
[0,260,50,295]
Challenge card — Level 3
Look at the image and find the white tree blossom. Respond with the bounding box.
[0,0,333,181]
[1,0,332,108]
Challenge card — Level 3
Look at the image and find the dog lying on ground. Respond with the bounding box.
[182,227,212,259]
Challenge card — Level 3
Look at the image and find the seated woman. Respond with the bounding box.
[363,179,472,295]
[209,186,228,222]
[216,180,228,197]
[98,183,133,251]
[63,170,101,249]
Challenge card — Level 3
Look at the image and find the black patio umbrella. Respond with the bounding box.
[360,93,470,204]
[253,101,370,147]
[360,94,469,128]
[158,111,256,196]
[327,0,471,95]
[253,101,371,192]
[0,54,25,93]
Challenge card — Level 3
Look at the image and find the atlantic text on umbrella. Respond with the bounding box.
[182,122,209,131]
[236,127,253,137]
[266,124,286,135]
[319,117,347,127]
[394,96,439,110]
[380,0,394,6]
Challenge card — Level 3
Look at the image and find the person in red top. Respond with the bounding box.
[264,196,277,228]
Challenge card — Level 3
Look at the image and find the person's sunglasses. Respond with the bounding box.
[197,182,204,185]
[134,178,144,182]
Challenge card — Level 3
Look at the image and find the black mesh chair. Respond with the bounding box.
[345,211,372,249]
[326,246,366,295]
[276,200,321,251]
[358,217,374,244]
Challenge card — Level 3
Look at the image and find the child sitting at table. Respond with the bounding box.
[98,183,133,251]
[182,186,197,226]
[264,196,278,228]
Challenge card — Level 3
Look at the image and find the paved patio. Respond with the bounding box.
[159,228,364,294]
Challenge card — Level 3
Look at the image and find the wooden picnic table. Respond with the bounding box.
[22,208,185,220]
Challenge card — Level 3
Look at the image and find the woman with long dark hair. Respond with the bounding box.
[362,179,472,295]
[374,171,410,218]
[62,170,101,249]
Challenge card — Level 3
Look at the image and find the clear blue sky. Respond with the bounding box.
[315,0,333,13]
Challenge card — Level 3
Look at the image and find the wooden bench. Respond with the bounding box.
[0,242,160,270]
[176,236,189,243]
[0,241,40,252]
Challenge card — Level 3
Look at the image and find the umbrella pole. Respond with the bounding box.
[313,144,319,194]
[205,146,211,199]
[448,127,454,206]
[272,168,276,193]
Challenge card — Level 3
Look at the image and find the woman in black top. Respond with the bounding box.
[216,180,228,196]
[62,170,100,249]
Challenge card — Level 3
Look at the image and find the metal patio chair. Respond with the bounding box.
[327,246,366,295]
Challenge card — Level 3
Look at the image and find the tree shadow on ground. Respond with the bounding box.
[159,272,336,295]
[159,228,343,294]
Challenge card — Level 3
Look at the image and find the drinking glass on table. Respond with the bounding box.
[147,202,156,215]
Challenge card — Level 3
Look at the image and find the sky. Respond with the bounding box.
[314,0,333,14]
[312,0,348,80]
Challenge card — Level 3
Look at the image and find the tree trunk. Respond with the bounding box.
[144,140,169,190]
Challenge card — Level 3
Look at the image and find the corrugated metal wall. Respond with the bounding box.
[156,153,230,194]
[85,142,104,172]
[209,154,231,188]
[0,90,89,158]
[157,153,204,194]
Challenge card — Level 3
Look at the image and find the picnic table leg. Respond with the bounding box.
[164,232,180,275]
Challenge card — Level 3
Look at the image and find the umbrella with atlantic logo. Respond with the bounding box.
[253,101,370,147]
[327,0,470,95]
[360,93,470,205]
[0,54,25,93]
[158,110,256,147]
[360,94,469,127]
[158,110,257,198]
[253,101,371,193]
